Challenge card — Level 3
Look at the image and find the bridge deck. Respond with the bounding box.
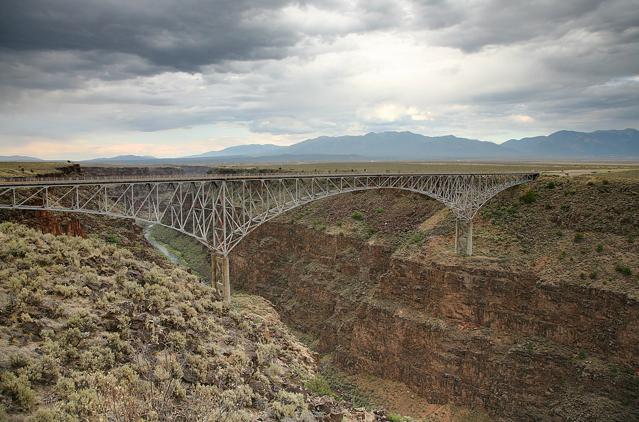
[0,171,540,186]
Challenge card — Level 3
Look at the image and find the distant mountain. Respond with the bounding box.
[288,131,511,159]
[4,129,637,165]
[80,155,158,164]
[502,129,639,158]
[0,155,44,162]
[191,144,287,157]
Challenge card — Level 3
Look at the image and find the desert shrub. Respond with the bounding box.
[104,233,120,244]
[573,232,585,243]
[304,375,336,397]
[256,343,279,366]
[546,181,557,189]
[270,390,309,420]
[166,331,187,351]
[67,310,97,332]
[28,408,74,422]
[9,352,31,369]
[405,231,425,245]
[78,345,115,371]
[0,372,36,411]
[615,264,632,276]
[27,355,61,385]
[351,211,364,221]
[596,244,604,253]
[519,190,538,204]
[388,414,413,422]
[0,223,326,420]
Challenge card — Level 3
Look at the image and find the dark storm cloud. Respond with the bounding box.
[411,0,637,51]
[0,0,299,71]
[0,50,167,93]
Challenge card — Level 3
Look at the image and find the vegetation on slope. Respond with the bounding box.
[274,175,639,299]
[149,225,212,282]
[0,222,330,421]
[476,175,639,297]
[0,162,78,179]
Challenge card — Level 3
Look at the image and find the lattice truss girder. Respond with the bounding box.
[0,173,538,255]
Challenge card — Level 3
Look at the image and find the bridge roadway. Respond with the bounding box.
[0,171,539,302]
[0,171,535,185]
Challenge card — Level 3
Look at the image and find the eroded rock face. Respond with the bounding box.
[232,222,639,420]
[34,210,86,237]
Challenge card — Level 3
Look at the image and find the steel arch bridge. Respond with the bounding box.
[0,172,538,302]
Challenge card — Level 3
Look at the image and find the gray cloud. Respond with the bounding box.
[0,0,637,157]
[411,0,637,51]
[0,0,298,71]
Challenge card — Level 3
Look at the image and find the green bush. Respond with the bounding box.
[519,190,538,204]
[546,181,556,189]
[388,413,412,422]
[104,233,120,244]
[304,375,336,397]
[406,232,425,245]
[351,211,364,221]
[573,232,585,243]
[596,244,604,253]
[615,264,632,277]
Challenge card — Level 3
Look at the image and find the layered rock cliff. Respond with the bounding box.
[231,178,639,421]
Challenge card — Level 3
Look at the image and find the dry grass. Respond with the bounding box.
[0,162,72,178]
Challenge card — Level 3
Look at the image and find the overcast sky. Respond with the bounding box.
[1,0,638,159]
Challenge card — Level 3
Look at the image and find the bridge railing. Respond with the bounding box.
[0,171,540,186]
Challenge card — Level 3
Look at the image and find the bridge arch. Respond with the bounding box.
[220,185,474,256]
[0,172,538,302]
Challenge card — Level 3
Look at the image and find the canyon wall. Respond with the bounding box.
[232,222,639,420]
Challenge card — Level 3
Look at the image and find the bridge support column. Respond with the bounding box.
[221,255,231,304]
[455,218,473,256]
[211,253,231,304]
[211,253,219,292]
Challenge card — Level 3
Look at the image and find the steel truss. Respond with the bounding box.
[0,173,538,302]
[0,173,538,257]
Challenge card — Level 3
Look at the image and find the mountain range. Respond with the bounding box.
[0,155,44,162]
[1,129,638,164]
